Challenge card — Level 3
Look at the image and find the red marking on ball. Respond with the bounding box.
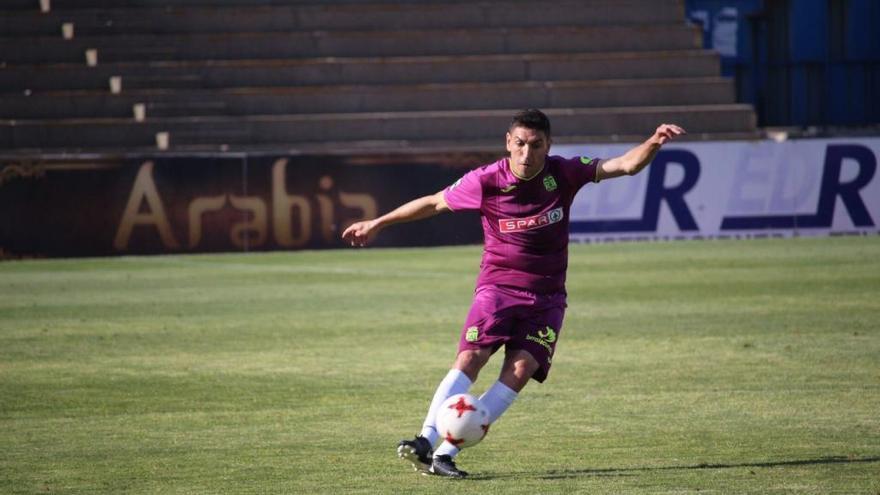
[444,432,465,446]
[448,396,476,418]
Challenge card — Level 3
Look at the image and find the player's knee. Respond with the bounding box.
[454,349,490,381]
[500,351,540,391]
[510,359,538,380]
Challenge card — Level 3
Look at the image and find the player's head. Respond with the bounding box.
[506,109,552,177]
[509,108,551,138]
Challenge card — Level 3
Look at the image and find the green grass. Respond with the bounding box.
[1,236,879,494]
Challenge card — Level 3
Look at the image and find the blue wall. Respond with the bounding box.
[686,0,879,128]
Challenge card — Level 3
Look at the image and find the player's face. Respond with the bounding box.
[506,126,551,179]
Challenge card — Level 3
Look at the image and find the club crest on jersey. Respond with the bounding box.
[499,207,564,233]
[543,175,557,191]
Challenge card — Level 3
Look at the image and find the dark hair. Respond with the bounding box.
[509,108,551,137]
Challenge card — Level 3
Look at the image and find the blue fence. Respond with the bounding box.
[686,0,879,127]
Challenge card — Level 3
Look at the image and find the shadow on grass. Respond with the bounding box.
[470,455,880,481]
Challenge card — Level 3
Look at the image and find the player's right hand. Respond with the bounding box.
[342,220,379,247]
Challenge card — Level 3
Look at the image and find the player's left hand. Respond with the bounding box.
[651,124,687,145]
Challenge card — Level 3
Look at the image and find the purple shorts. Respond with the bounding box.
[458,285,567,383]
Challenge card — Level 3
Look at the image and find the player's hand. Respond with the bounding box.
[651,124,686,146]
[342,219,379,247]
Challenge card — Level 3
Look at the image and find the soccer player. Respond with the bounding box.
[342,109,685,478]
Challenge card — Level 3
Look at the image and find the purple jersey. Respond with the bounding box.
[444,155,599,294]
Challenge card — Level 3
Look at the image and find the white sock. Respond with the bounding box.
[481,380,518,423]
[433,440,460,458]
[419,368,472,447]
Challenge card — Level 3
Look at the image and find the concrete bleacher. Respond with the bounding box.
[0,0,758,154]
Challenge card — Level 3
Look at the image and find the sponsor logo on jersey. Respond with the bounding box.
[499,207,564,233]
[500,184,517,193]
[543,175,557,191]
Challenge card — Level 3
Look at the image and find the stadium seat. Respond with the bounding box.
[0,0,759,153]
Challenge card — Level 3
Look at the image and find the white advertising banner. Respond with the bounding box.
[554,138,880,242]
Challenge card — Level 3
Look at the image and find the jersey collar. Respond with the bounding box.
[507,158,546,181]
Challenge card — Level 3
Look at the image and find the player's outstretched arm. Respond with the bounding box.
[598,124,686,180]
[342,190,450,247]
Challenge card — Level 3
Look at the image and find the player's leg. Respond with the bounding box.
[420,348,491,443]
[435,296,566,470]
[427,285,513,443]
[404,348,488,478]
[426,287,522,477]
[483,347,538,417]
[453,347,493,382]
[432,348,538,465]
[398,348,491,473]
[497,348,541,392]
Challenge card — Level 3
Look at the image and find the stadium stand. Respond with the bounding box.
[0,0,758,153]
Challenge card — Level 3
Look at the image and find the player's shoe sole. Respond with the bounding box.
[397,443,432,474]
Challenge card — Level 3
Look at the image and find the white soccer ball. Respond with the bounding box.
[435,393,490,449]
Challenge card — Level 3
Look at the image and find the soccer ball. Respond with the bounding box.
[435,393,490,449]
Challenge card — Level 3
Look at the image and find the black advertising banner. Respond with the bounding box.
[0,153,493,258]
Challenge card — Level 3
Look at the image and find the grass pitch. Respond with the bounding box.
[1,236,879,494]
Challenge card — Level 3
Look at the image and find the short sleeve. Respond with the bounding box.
[443,169,483,211]
[558,155,600,189]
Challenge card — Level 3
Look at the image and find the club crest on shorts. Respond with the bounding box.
[466,326,479,342]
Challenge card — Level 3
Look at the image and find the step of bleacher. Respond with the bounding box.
[0,1,684,35]
[0,105,757,150]
[0,25,702,65]
[0,51,721,94]
[1,0,496,8]
[0,78,736,119]
[2,0,676,10]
